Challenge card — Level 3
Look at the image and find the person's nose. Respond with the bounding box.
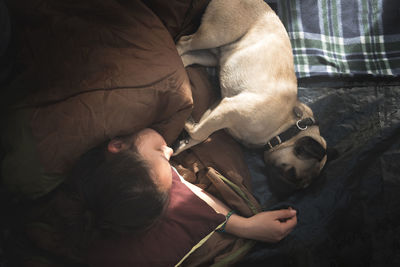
[162,145,174,160]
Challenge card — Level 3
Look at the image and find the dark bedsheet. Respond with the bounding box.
[241,79,400,267]
[244,2,400,265]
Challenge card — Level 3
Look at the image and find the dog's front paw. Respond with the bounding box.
[172,136,202,156]
[184,117,196,134]
[176,34,193,56]
[176,44,185,57]
[172,138,190,156]
[180,54,192,68]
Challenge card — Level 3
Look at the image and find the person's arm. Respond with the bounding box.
[225,208,297,242]
[181,179,297,243]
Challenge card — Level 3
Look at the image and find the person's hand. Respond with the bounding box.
[245,208,297,242]
[226,208,297,242]
[181,178,297,243]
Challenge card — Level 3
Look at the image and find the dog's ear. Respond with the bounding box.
[294,136,326,161]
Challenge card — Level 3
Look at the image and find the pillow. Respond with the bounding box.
[87,168,225,267]
[142,0,211,39]
[2,0,193,199]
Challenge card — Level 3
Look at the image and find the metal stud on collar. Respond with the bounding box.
[296,120,308,131]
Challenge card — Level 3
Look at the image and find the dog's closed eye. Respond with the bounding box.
[294,136,326,161]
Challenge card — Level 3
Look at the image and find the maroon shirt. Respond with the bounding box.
[88,168,225,267]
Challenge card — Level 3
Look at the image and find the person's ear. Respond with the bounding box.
[108,139,128,154]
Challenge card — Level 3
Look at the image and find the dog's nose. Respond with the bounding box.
[280,163,289,170]
[283,166,297,183]
[279,163,296,175]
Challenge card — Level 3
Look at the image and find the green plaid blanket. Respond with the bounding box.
[274,0,400,78]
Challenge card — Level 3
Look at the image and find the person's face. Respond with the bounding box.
[132,128,174,192]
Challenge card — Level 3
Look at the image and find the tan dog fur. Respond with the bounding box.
[174,0,327,188]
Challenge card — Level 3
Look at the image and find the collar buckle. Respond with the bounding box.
[296,119,308,131]
[267,135,282,150]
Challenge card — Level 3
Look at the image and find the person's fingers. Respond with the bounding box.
[280,214,297,235]
[284,213,297,227]
[270,209,297,220]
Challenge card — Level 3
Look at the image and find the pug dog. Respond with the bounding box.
[174,0,329,189]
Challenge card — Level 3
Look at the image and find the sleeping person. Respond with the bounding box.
[69,128,298,266]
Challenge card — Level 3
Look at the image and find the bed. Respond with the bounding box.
[1,0,399,266]
[242,1,400,266]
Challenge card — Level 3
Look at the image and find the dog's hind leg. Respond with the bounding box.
[177,0,270,54]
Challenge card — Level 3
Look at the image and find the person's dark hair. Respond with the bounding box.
[68,139,169,239]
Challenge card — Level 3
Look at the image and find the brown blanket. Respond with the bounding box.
[2,0,262,266]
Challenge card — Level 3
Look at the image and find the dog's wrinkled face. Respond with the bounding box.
[264,134,327,190]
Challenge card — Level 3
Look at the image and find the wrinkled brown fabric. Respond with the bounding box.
[2,0,193,198]
[4,0,264,266]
